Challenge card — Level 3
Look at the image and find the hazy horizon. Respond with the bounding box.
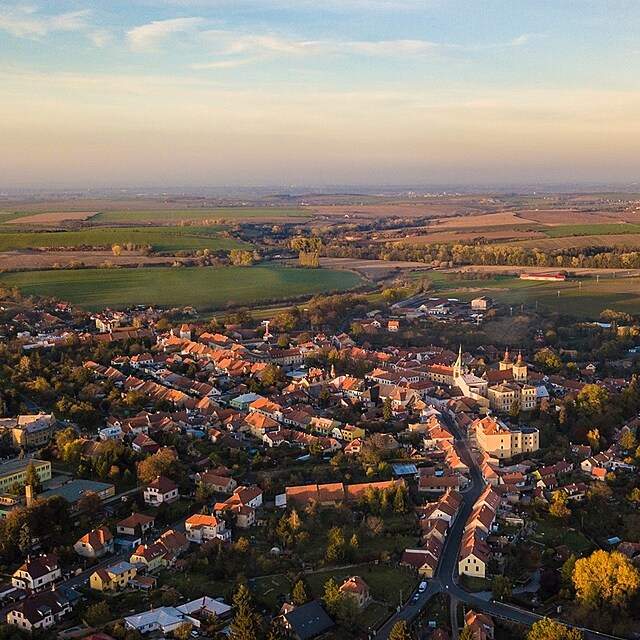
[2,1,640,189]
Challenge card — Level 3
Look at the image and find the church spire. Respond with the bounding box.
[453,344,463,378]
[502,347,511,364]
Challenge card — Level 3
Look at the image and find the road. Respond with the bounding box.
[376,414,625,640]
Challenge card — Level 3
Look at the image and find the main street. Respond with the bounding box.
[376,414,624,640]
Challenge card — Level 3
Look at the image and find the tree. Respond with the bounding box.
[577,384,609,414]
[527,618,584,640]
[389,620,413,640]
[84,601,110,627]
[628,487,640,506]
[549,490,571,520]
[137,448,180,484]
[572,550,640,610]
[173,623,193,640]
[619,429,638,452]
[24,461,42,493]
[292,580,308,606]
[534,347,562,374]
[458,628,474,640]
[382,397,393,422]
[78,491,102,518]
[322,578,342,617]
[492,575,512,601]
[560,554,577,590]
[230,583,262,640]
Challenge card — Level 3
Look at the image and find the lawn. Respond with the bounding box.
[0,226,251,252]
[426,273,640,319]
[530,518,592,554]
[91,208,311,223]
[304,564,417,606]
[0,265,364,311]
[543,223,640,238]
[250,574,293,612]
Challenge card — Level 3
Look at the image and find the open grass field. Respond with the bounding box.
[304,563,417,605]
[0,226,251,252]
[543,222,640,237]
[91,207,310,223]
[425,272,640,318]
[2,211,97,225]
[0,265,364,311]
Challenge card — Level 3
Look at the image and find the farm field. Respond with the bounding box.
[0,226,251,252]
[91,207,310,223]
[426,272,640,318]
[542,222,640,237]
[0,266,364,311]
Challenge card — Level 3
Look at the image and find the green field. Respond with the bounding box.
[0,226,251,252]
[543,223,640,238]
[0,266,364,311]
[91,208,311,222]
[427,273,640,318]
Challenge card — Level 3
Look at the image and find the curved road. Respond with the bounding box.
[376,414,624,640]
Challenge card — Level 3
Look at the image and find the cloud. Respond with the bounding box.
[0,5,90,39]
[88,30,112,48]
[127,17,207,52]
[192,31,442,68]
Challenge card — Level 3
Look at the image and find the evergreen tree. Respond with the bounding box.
[24,460,42,493]
[323,578,342,618]
[230,583,262,640]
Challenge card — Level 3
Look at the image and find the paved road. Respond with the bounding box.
[376,414,625,640]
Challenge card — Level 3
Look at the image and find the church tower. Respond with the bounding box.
[453,345,464,380]
[499,347,512,371]
[512,350,528,381]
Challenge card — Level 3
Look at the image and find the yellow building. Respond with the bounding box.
[487,383,537,413]
[90,561,137,591]
[0,459,51,493]
[129,543,166,572]
[472,416,539,459]
[340,425,365,442]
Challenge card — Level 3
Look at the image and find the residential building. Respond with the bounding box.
[0,414,55,449]
[280,600,334,640]
[5,588,72,631]
[74,526,114,559]
[90,561,138,591]
[116,513,155,536]
[185,514,231,543]
[12,554,61,592]
[339,576,371,610]
[143,476,179,506]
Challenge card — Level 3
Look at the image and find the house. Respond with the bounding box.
[74,526,114,558]
[280,600,335,640]
[143,476,179,506]
[464,610,495,640]
[12,554,61,592]
[339,576,371,610]
[388,320,400,332]
[117,513,155,537]
[90,561,138,592]
[130,543,168,573]
[197,472,237,494]
[132,433,161,455]
[471,296,493,311]
[5,588,72,631]
[185,514,231,543]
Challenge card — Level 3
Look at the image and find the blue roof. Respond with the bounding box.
[391,462,418,476]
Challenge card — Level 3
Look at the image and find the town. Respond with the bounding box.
[0,284,638,640]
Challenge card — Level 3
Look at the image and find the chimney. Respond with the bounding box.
[25,484,34,508]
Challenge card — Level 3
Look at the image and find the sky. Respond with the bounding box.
[1,0,640,189]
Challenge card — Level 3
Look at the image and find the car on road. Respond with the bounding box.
[418,581,428,593]
[410,593,420,605]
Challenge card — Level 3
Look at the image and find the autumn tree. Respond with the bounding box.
[389,620,414,640]
[577,384,609,415]
[527,618,584,640]
[619,429,638,452]
[572,550,640,610]
[458,628,474,640]
[292,579,308,606]
[549,490,571,520]
[137,448,180,484]
[173,623,194,640]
